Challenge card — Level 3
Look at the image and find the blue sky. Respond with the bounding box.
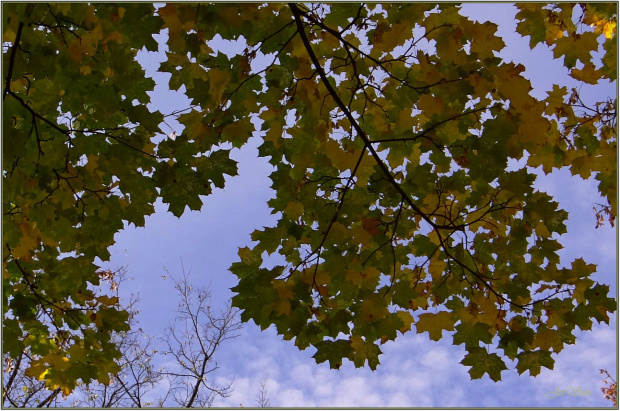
[105,3,617,407]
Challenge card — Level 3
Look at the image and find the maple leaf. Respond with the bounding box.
[516,350,555,376]
[416,311,455,341]
[552,32,599,69]
[452,322,494,348]
[571,63,604,85]
[461,347,508,382]
[312,339,353,370]
[515,3,548,48]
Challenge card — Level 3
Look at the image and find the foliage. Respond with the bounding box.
[600,368,617,406]
[2,2,617,392]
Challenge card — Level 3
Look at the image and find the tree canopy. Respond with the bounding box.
[2,2,617,393]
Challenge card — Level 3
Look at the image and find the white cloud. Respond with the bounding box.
[420,346,451,370]
[277,387,313,407]
[209,318,616,408]
[215,377,251,407]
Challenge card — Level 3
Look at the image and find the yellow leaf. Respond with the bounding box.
[417,94,444,118]
[415,50,444,84]
[80,24,103,56]
[360,294,389,322]
[427,229,442,246]
[97,295,119,306]
[350,225,372,249]
[473,296,501,327]
[84,5,98,28]
[570,63,603,85]
[273,279,294,300]
[323,139,358,171]
[470,21,505,60]
[103,31,123,46]
[603,21,616,39]
[315,269,331,286]
[494,63,533,110]
[320,30,341,50]
[345,267,380,286]
[373,22,409,51]
[47,354,71,372]
[533,329,564,352]
[396,311,414,333]
[416,311,455,341]
[272,280,294,315]
[272,299,291,316]
[53,3,71,15]
[535,221,551,238]
[84,154,99,175]
[350,335,365,352]
[103,67,114,78]
[284,201,304,219]
[12,223,39,261]
[428,258,445,281]
[265,121,283,148]
[222,117,254,146]
[354,153,376,186]
[315,120,329,142]
[10,77,28,93]
[25,361,50,380]
[158,4,182,33]
[3,27,16,43]
[208,68,230,105]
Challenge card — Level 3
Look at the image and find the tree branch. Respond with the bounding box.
[4,22,24,101]
[2,350,25,404]
[289,4,453,231]
[36,388,61,408]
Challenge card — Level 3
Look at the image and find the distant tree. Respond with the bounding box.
[159,270,243,407]
[2,2,616,392]
[255,376,271,408]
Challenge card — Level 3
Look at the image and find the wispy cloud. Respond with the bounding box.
[207,315,615,408]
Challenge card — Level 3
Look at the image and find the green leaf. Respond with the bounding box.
[312,339,353,370]
[515,4,547,48]
[515,350,555,376]
[452,322,493,348]
[498,326,535,360]
[552,32,599,69]
[350,335,382,370]
[2,318,26,357]
[461,347,508,382]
